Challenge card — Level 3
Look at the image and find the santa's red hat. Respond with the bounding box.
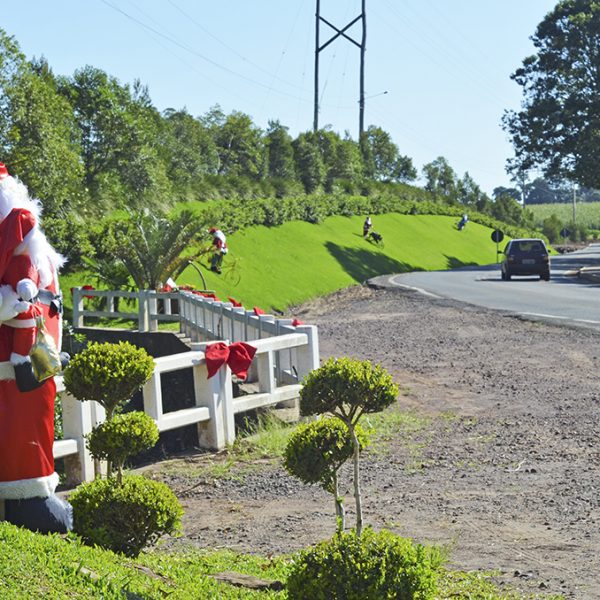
[0,208,36,281]
[0,163,9,180]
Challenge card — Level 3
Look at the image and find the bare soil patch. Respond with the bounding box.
[148,285,600,599]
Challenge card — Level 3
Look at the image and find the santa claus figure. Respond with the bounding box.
[0,162,72,533]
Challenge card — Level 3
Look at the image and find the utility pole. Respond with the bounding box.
[313,0,367,137]
[572,184,577,230]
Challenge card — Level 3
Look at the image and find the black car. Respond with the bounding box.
[500,238,550,281]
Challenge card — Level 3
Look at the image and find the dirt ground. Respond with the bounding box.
[148,285,600,599]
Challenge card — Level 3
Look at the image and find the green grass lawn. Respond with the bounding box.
[169,214,504,313]
[0,506,562,599]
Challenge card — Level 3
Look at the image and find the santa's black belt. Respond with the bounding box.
[36,290,63,316]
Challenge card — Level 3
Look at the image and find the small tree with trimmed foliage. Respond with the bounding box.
[284,417,369,532]
[64,341,155,420]
[299,357,398,535]
[64,341,182,556]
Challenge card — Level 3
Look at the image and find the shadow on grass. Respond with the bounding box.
[326,242,417,282]
[444,255,479,270]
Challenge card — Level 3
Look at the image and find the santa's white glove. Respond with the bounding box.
[0,284,21,321]
[16,278,38,302]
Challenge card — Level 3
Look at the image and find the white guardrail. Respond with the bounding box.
[57,289,319,485]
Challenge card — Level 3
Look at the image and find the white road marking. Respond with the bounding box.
[388,276,442,298]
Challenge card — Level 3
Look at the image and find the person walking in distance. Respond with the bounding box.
[363,216,372,238]
[209,227,228,274]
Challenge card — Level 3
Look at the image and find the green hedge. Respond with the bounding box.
[196,189,540,242]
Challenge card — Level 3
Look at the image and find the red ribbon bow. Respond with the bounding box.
[205,341,257,380]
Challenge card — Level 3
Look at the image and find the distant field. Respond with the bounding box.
[528,202,600,230]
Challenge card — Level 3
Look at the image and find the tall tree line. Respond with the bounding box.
[0,28,419,221]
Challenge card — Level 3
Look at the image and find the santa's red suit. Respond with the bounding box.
[0,166,64,504]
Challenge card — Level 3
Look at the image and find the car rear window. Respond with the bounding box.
[512,241,546,254]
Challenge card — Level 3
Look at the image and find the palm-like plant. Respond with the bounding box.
[105,209,209,290]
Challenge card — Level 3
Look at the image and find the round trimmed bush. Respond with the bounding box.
[86,411,159,476]
[300,357,398,419]
[284,417,369,493]
[70,474,183,557]
[287,528,442,600]
[63,341,155,419]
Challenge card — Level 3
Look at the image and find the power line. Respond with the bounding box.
[99,0,309,103]
[167,0,306,93]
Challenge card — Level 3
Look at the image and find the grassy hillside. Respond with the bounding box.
[172,214,504,313]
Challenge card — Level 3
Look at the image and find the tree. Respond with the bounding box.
[293,132,325,193]
[490,194,533,227]
[360,125,416,182]
[299,357,398,536]
[284,418,369,532]
[160,108,219,193]
[492,186,521,203]
[525,178,560,204]
[2,67,84,217]
[503,0,600,188]
[457,172,487,209]
[204,107,264,179]
[327,135,364,191]
[265,119,295,180]
[100,209,209,290]
[0,33,84,217]
[58,66,170,209]
[422,156,457,201]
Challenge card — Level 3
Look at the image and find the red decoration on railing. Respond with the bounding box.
[71,285,96,299]
[292,318,304,327]
[205,341,257,380]
[228,296,243,308]
[253,306,265,316]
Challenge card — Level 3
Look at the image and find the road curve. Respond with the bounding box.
[369,244,600,331]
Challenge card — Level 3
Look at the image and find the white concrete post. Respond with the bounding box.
[72,287,84,328]
[232,307,245,342]
[60,392,95,484]
[148,290,159,332]
[138,290,149,332]
[256,321,276,394]
[191,342,235,448]
[295,325,320,380]
[142,367,163,421]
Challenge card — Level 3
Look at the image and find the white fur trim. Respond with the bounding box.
[4,318,36,328]
[0,361,14,380]
[16,279,37,302]
[10,353,30,365]
[0,285,20,321]
[0,472,59,500]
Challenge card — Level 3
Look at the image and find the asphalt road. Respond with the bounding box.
[370,244,600,331]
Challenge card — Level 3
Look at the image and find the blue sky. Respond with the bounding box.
[2,0,557,195]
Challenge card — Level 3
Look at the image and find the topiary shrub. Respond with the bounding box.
[86,411,159,483]
[70,474,183,557]
[300,357,398,534]
[287,527,442,600]
[284,417,369,531]
[63,341,155,419]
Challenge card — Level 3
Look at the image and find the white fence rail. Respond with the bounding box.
[57,289,319,485]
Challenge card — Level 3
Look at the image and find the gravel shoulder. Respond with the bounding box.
[149,285,600,599]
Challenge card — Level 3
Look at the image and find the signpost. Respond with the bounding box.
[491,229,504,262]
